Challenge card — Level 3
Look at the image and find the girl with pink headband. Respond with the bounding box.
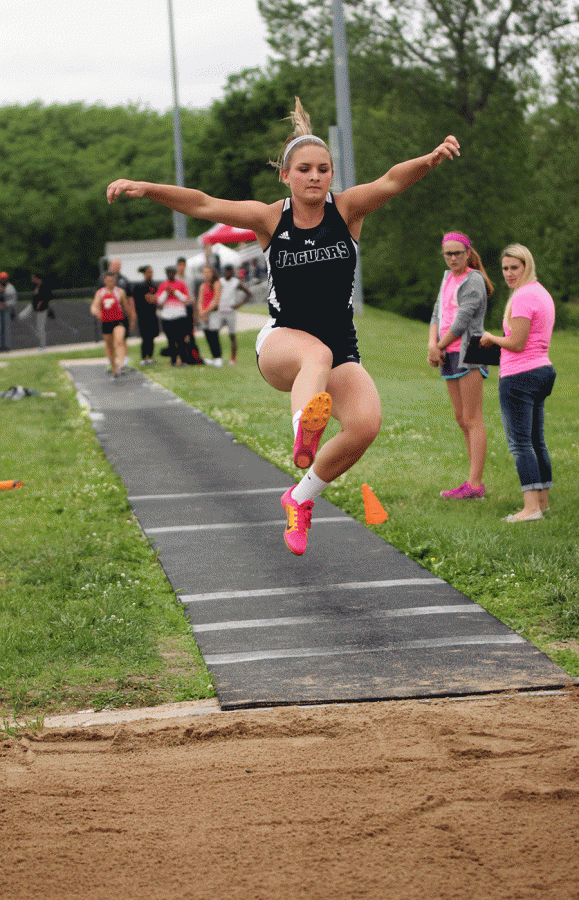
[442,232,470,248]
[428,233,494,500]
[107,97,460,556]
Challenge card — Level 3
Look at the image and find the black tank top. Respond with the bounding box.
[264,194,359,359]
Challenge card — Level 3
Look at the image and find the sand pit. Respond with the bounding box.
[2,688,579,899]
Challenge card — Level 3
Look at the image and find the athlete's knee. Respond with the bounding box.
[351,409,382,450]
[303,341,333,370]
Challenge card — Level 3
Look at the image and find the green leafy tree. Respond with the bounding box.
[258,0,579,124]
[257,0,387,64]
[0,103,207,288]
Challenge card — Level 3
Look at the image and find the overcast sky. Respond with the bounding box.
[3,0,272,111]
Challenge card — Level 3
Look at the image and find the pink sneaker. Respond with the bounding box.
[293,392,332,469]
[440,482,486,499]
[281,486,314,556]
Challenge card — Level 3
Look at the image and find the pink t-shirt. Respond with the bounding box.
[500,282,555,377]
[440,270,471,353]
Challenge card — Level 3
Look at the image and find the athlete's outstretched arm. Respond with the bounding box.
[106,180,276,243]
[339,136,460,225]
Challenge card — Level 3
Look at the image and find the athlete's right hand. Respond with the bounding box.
[107,180,148,203]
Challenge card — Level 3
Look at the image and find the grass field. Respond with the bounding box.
[1,306,577,726]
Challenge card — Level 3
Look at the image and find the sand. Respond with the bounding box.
[2,688,579,900]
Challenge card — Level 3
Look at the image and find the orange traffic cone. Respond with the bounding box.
[362,484,388,524]
[0,480,23,491]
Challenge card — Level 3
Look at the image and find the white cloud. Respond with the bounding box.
[2,0,270,110]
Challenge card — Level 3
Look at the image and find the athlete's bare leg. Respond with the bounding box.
[258,327,333,415]
[312,362,382,483]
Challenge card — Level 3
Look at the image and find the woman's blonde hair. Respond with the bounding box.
[270,97,332,178]
[501,243,537,325]
[501,244,537,291]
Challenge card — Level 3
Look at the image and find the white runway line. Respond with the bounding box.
[146,516,351,534]
[128,487,287,501]
[193,605,487,633]
[205,634,527,665]
[180,578,444,604]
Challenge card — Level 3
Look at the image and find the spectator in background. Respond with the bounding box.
[156,265,190,366]
[209,265,253,365]
[133,265,159,365]
[175,256,204,365]
[428,232,493,500]
[0,271,17,351]
[176,255,195,338]
[31,273,54,351]
[480,244,556,522]
[196,265,223,366]
[176,256,188,281]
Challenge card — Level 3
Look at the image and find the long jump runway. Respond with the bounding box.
[65,362,572,709]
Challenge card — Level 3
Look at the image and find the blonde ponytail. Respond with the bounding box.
[270,97,331,178]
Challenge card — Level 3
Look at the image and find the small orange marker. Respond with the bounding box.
[362,484,388,524]
[0,480,23,491]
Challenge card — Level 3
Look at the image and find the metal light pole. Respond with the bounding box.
[332,0,363,312]
[167,0,187,239]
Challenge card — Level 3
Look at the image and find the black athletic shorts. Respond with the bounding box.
[102,319,126,335]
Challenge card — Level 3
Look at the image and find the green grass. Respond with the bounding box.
[142,306,579,677]
[0,352,214,723]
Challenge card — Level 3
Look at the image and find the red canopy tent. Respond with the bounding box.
[201,223,257,245]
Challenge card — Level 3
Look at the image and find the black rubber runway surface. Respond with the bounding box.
[65,361,572,709]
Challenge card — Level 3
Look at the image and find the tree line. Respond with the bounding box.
[1,0,578,325]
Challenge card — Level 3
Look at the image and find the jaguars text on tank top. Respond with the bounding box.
[264,194,359,359]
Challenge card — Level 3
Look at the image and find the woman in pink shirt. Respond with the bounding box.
[481,244,556,522]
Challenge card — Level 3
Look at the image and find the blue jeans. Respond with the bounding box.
[499,365,556,492]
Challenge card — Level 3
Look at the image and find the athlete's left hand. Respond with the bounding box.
[429,136,460,168]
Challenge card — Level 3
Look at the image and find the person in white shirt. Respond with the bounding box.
[208,265,253,365]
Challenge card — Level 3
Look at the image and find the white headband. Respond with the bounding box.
[282,134,329,168]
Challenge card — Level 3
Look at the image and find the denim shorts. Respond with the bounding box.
[441,351,488,380]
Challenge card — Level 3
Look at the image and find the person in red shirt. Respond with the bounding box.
[156,265,191,366]
[196,265,222,366]
[91,272,133,378]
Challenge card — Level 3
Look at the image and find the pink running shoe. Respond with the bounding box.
[281,486,314,556]
[440,482,486,499]
[293,392,332,469]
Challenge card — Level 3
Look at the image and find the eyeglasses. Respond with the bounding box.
[443,250,467,259]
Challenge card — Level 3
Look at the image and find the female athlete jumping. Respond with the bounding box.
[107,98,459,555]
